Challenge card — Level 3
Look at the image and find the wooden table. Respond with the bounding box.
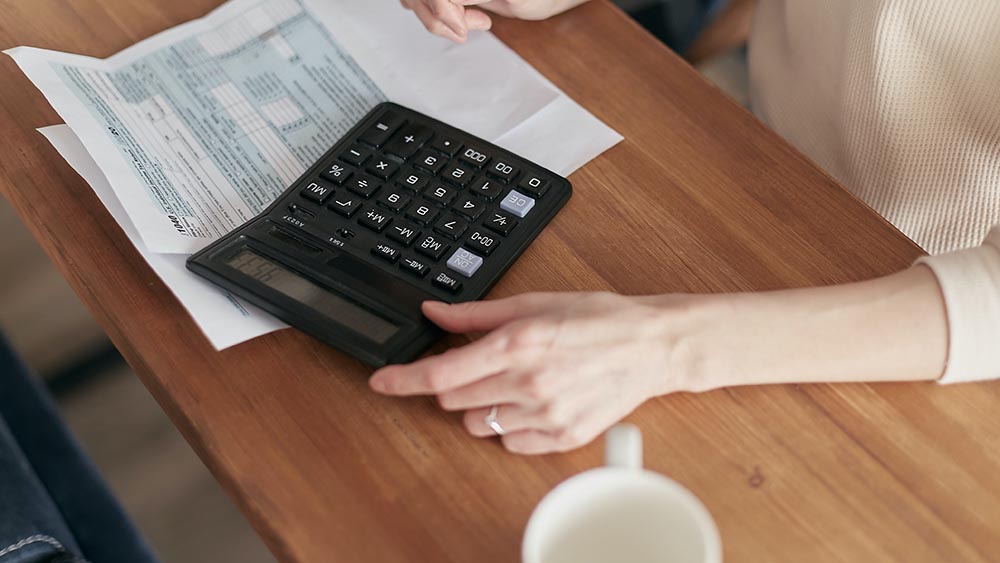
[2,1,997,561]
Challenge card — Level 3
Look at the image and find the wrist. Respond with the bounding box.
[642,293,737,395]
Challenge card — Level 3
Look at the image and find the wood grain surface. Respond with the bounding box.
[2,1,997,562]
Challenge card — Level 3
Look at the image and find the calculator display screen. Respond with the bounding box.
[227,249,399,344]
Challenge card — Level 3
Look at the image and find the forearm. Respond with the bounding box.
[663,266,948,392]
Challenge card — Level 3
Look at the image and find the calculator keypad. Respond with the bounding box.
[283,106,562,298]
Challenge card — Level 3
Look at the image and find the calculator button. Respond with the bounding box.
[431,136,462,156]
[359,207,392,232]
[385,124,432,159]
[396,167,430,192]
[387,222,421,246]
[340,145,371,167]
[414,150,446,175]
[441,162,474,187]
[517,174,549,197]
[329,196,362,218]
[300,181,333,204]
[366,157,399,180]
[416,234,451,260]
[499,190,535,218]
[371,242,401,263]
[359,111,403,147]
[376,189,411,212]
[453,196,486,220]
[484,211,518,235]
[423,184,457,207]
[320,163,353,185]
[405,202,439,225]
[432,271,463,294]
[346,174,381,198]
[434,214,468,240]
[487,160,520,183]
[459,146,492,168]
[468,176,504,200]
[465,229,500,256]
[400,257,431,278]
[446,248,484,278]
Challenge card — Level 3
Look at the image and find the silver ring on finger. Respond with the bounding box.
[485,405,506,436]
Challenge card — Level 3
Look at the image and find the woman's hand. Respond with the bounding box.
[369,267,949,455]
[399,0,591,43]
[370,292,693,454]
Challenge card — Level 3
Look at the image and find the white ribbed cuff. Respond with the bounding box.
[916,238,1000,384]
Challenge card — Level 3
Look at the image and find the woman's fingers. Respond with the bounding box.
[501,410,612,454]
[370,331,510,395]
[425,0,470,38]
[464,8,494,30]
[409,1,467,42]
[462,402,569,436]
[422,293,575,333]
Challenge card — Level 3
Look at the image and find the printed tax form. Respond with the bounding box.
[10,0,622,349]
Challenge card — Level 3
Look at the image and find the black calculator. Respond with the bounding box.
[187,102,571,367]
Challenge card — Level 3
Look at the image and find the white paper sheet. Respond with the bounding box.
[39,125,288,349]
[9,0,620,255]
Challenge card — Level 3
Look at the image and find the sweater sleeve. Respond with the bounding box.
[915,226,1000,383]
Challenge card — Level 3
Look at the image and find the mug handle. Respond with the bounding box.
[605,424,643,470]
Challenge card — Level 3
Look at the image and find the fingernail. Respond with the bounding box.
[448,24,467,38]
[369,376,386,393]
[423,300,449,310]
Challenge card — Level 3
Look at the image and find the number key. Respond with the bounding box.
[487,159,519,183]
[517,173,549,197]
[405,202,440,225]
[414,150,446,174]
[441,162,474,187]
[459,146,491,168]
[433,214,468,240]
[423,183,456,207]
[468,176,503,200]
[453,195,485,220]
[376,188,411,212]
[397,167,430,192]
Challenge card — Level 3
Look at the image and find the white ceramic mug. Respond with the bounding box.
[522,425,722,563]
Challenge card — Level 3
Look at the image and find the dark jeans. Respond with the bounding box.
[0,334,157,563]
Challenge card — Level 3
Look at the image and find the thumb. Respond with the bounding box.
[422,293,567,333]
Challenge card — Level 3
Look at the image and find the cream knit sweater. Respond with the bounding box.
[748,0,1000,383]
